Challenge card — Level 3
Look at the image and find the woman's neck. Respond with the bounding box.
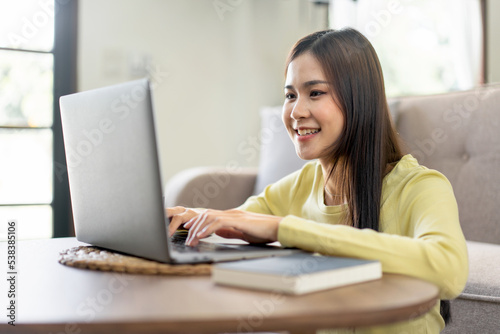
[323,188,345,206]
[320,161,345,206]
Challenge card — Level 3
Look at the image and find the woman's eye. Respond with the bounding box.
[311,90,325,97]
[285,93,296,100]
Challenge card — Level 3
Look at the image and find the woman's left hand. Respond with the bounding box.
[182,209,283,246]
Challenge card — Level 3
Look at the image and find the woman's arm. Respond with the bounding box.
[277,172,468,300]
[167,164,309,243]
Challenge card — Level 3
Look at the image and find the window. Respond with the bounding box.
[329,0,484,97]
[0,0,77,240]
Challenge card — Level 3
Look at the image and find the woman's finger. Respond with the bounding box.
[182,209,282,246]
[167,208,200,236]
[186,211,209,245]
[166,206,187,218]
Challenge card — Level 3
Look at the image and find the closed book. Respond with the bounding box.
[212,253,382,295]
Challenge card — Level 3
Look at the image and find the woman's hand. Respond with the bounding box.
[166,207,282,246]
[166,206,204,237]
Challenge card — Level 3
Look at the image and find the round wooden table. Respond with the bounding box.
[0,237,439,334]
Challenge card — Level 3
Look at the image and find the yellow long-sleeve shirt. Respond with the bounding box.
[238,154,468,333]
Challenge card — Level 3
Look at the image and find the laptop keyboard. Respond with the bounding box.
[170,233,239,253]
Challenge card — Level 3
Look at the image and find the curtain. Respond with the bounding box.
[329,0,483,93]
[448,0,483,89]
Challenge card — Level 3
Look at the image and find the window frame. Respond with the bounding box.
[52,0,78,237]
[0,0,78,238]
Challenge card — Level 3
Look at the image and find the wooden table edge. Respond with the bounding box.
[0,281,439,334]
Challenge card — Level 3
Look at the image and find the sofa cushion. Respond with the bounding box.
[461,241,500,301]
[253,106,306,195]
[442,297,500,333]
[395,84,500,244]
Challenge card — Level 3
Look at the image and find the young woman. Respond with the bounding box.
[167,28,468,333]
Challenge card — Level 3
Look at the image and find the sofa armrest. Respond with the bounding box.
[164,167,258,210]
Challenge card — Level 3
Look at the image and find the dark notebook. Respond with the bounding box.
[212,253,382,294]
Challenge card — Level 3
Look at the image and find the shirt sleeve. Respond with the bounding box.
[277,170,469,300]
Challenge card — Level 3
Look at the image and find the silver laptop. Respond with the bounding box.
[59,79,296,263]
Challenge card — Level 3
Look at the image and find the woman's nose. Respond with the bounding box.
[290,98,310,120]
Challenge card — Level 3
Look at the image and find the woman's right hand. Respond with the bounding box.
[166,206,204,237]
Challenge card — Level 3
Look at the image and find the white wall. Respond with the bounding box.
[78,0,500,185]
[487,0,500,83]
[78,0,328,183]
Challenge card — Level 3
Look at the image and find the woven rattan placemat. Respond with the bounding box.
[59,246,211,275]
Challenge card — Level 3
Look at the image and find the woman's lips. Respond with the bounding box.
[295,128,321,141]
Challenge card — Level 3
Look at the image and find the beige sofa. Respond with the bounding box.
[165,84,500,333]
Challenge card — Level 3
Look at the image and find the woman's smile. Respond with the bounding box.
[295,127,321,141]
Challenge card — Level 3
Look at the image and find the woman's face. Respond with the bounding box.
[283,52,344,164]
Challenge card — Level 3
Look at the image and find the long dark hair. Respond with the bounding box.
[285,28,402,230]
[285,28,451,325]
